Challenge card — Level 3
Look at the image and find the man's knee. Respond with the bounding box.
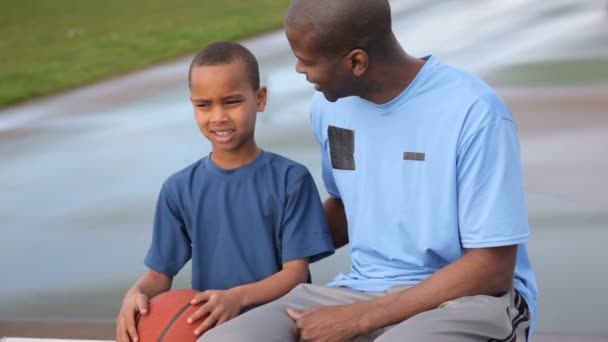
[373,318,425,342]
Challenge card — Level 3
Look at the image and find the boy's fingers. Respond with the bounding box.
[194,310,218,336]
[118,316,134,342]
[125,310,139,342]
[135,295,148,314]
[191,291,210,305]
[120,330,132,342]
[216,314,229,326]
[188,301,212,324]
[116,317,126,342]
[127,325,139,342]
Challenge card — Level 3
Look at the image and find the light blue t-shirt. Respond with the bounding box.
[145,150,335,299]
[310,56,538,331]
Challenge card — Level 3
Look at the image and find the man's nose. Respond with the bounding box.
[295,60,305,74]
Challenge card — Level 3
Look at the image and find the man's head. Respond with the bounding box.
[284,0,393,102]
[188,41,267,159]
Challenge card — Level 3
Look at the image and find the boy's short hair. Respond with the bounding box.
[188,41,260,91]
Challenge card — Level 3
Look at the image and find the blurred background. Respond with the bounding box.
[1,0,607,340]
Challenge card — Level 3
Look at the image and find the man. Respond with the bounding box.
[200,1,537,341]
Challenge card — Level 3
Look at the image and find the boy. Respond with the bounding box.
[116,41,334,342]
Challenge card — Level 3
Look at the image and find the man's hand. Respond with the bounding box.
[116,292,149,342]
[287,305,363,342]
[188,289,243,336]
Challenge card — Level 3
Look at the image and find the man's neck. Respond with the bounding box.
[361,51,426,105]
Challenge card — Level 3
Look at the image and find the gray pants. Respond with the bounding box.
[199,284,530,342]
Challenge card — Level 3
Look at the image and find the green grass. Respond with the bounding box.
[0,0,290,107]
[484,57,608,86]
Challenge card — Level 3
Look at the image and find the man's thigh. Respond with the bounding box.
[198,284,379,342]
[374,288,531,342]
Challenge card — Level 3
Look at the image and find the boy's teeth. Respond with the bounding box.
[216,130,232,136]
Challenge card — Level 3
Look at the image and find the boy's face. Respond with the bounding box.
[190,61,266,158]
[285,24,355,102]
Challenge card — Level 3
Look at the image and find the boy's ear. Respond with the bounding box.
[256,86,268,112]
[344,49,368,76]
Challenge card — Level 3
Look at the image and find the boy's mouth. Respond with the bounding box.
[212,129,234,137]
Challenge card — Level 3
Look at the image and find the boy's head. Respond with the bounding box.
[284,0,393,102]
[188,41,260,91]
[188,41,267,162]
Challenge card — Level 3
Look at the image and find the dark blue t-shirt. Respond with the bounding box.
[144,150,334,291]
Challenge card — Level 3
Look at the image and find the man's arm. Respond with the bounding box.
[324,197,348,248]
[289,245,517,341]
[357,245,517,334]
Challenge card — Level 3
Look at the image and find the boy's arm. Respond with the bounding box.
[125,268,173,301]
[188,258,309,336]
[231,257,309,307]
[117,269,173,342]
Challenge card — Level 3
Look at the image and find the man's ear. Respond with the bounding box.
[256,86,268,112]
[345,49,368,76]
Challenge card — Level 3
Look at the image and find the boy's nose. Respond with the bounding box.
[210,108,229,123]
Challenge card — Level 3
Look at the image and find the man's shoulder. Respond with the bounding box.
[425,58,513,126]
[431,58,505,106]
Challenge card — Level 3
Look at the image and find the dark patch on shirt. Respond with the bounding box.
[403,152,425,161]
[328,126,355,170]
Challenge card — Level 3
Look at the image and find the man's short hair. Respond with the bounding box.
[188,41,260,90]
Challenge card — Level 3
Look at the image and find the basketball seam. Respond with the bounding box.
[157,302,193,342]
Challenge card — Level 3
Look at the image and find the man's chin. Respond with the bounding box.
[321,91,339,103]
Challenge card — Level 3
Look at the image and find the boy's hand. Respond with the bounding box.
[116,292,149,342]
[188,289,243,336]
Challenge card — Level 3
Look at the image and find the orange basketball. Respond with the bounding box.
[137,289,207,342]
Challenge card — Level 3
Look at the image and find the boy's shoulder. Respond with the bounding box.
[264,151,311,178]
[161,156,208,193]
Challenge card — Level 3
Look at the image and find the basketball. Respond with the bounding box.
[137,289,206,342]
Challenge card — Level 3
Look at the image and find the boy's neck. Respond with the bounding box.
[210,144,262,170]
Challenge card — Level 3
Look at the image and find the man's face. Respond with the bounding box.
[189,61,266,158]
[285,24,354,102]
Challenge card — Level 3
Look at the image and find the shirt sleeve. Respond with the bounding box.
[457,118,531,248]
[281,171,335,264]
[144,181,192,275]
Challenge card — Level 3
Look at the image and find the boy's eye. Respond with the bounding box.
[226,99,242,105]
[196,103,210,108]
